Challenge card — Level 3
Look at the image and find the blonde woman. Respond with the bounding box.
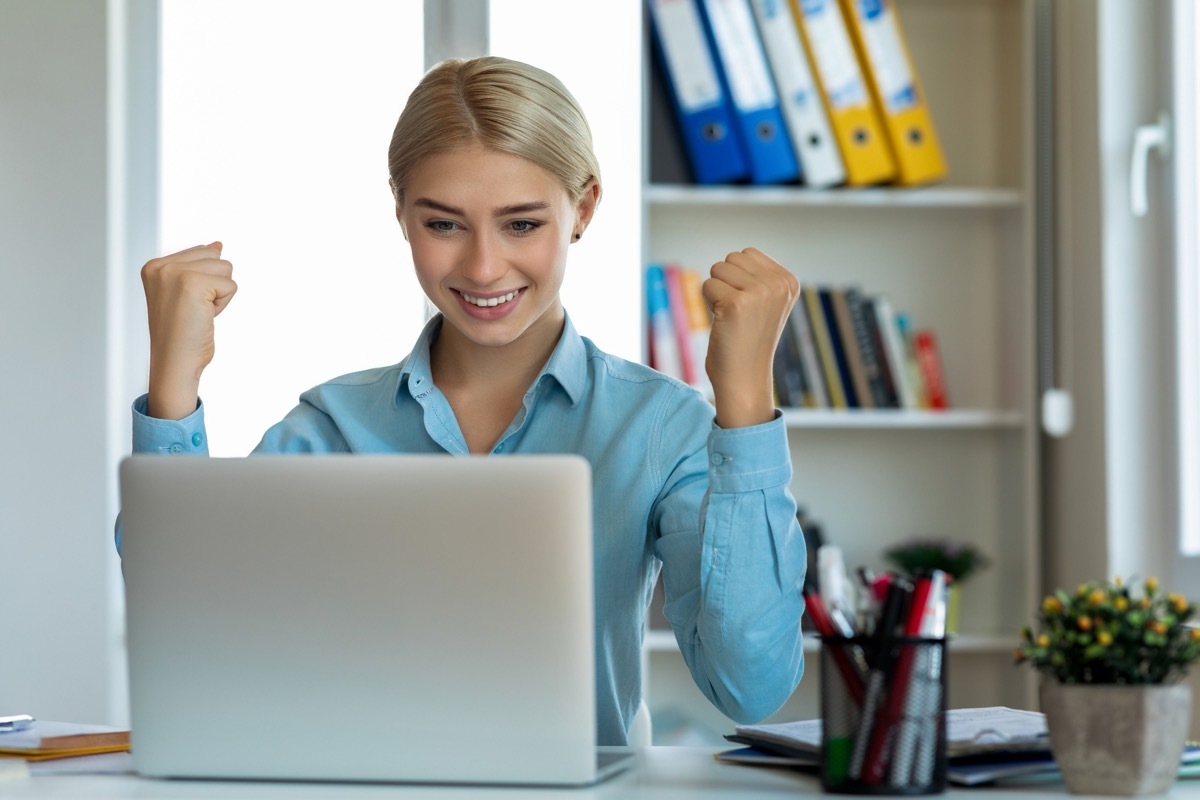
[129,56,807,745]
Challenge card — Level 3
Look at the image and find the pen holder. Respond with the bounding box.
[820,636,948,795]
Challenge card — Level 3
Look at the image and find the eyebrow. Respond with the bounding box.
[411,198,551,216]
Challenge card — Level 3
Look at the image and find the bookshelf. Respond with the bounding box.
[641,0,1040,741]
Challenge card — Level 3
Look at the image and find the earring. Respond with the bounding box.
[574,232,582,240]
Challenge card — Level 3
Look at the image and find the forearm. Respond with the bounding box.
[657,416,808,721]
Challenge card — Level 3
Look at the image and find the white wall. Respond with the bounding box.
[0,0,120,723]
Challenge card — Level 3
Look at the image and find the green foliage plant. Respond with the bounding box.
[1015,577,1200,685]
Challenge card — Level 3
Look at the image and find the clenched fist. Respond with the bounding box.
[141,242,237,420]
[702,248,800,429]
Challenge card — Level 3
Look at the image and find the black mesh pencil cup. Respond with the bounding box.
[820,635,948,795]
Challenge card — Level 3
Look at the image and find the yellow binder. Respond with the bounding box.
[838,0,947,186]
[788,0,895,186]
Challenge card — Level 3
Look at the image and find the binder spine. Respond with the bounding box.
[648,0,750,184]
[699,0,800,184]
[749,0,846,188]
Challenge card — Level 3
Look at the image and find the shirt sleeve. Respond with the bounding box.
[652,403,808,724]
[131,394,209,455]
[117,395,211,555]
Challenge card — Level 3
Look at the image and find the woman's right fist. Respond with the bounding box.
[141,242,237,420]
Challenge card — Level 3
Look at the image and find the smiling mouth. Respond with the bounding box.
[458,289,521,307]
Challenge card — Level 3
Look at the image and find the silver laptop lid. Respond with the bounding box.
[120,454,599,785]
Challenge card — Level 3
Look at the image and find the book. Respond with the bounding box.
[788,298,830,408]
[677,267,715,399]
[845,286,892,408]
[775,307,811,407]
[645,264,685,380]
[0,720,130,762]
[820,286,859,407]
[830,287,868,410]
[914,328,949,409]
[864,292,902,407]
[803,285,846,408]
[664,263,700,386]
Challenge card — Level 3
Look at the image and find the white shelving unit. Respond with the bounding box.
[642,0,1041,742]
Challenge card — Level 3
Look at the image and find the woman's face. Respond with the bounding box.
[397,145,594,353]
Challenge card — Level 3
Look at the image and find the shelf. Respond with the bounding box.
[780,408,1024,430]
[644,629,1017,655]
[645,184,1023,210]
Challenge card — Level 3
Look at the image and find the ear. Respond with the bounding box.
[573,179,601,240]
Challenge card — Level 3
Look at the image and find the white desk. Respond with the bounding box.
[4,748,1199,799]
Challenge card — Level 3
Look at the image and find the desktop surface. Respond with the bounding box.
[10,747,1200,799]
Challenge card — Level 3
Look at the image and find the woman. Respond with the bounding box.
[131,56,807,745]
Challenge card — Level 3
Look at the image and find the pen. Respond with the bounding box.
[0,715,35,732]
[847,578,911,781]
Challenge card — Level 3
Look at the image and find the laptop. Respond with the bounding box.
[119,454,635,785]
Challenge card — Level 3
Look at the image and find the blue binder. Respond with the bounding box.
[648,0,750,184]
[697,0,800,184]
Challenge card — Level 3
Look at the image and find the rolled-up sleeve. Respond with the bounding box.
[654,410,807,723]
[131,394,209,455]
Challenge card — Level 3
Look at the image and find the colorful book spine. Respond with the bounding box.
[646,264,684,380]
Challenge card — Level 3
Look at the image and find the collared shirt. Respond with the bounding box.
[127,313,807,745]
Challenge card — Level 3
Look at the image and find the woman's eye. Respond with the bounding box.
[509,220,540,234]
[428,220,459,233]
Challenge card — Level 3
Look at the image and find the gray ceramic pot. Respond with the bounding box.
[1039,682,1191,795]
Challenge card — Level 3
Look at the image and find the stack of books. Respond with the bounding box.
[645,263,948,411]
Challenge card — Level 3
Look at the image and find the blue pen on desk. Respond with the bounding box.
[0,715,35,732]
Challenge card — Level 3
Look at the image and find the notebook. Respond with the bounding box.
[119,453,634,786]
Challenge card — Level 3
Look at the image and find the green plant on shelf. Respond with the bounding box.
[882,537,990,585]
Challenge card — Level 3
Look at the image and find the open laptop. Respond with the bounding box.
[119,454,635,786]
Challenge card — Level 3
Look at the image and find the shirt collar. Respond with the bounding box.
[396,312,587,407]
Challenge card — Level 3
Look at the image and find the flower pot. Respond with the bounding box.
[1039,682,1191,795]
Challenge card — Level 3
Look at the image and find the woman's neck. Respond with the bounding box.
[429,310,566,396]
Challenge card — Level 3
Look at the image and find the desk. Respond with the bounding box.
[4,748,1199,799]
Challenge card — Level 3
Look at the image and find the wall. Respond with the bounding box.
[0,0,120,723]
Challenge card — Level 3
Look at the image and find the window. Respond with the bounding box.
[160,1,425,456]
[1173,0,1200,577]
[158,1,643,457]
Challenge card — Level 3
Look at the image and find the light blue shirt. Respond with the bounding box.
[125,313,807,745]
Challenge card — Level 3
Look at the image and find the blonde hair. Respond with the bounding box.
[387,56,602,208]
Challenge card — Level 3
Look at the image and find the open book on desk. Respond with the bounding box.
[726,707,1050,760]
[721,707,1200,786]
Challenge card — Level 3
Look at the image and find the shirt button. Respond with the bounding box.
[191,432,204,447]
[169,443,185,454]
[495,443,505,452]
[710,452,725,467]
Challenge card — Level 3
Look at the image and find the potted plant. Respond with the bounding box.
[1015,576,1200,795]
[882,537,990,633]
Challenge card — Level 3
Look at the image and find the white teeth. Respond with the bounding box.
[461,290,518,307]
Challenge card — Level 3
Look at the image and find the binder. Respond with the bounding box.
[698,0,801,184]
[748,0,846,188]
[839,0,947,186]
[647,0,750,184]
[788,0,896,186]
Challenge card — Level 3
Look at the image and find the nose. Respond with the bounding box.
[460,230,504,286]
